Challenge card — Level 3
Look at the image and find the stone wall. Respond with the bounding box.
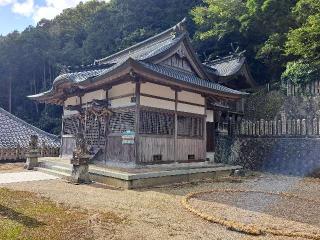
[215,135,320,176]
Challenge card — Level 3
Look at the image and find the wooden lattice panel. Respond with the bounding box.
[178,115,203,137]
[63,116,79,135]
[109,108,135,133]
[139,109,174,135]
[63,107,136,150]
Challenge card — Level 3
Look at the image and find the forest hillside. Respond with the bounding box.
[0,0,319,134]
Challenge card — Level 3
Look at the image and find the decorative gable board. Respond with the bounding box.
[157,42,203,78]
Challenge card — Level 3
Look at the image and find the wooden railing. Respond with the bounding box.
[287,80,320,96]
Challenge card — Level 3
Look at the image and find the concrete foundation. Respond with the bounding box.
[36,157,242,189]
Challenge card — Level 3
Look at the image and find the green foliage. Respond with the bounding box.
[1,0,319,134]
[286,14,320,60]
[0,0,200,134]
[281,60,320,85]
[192,0,246,40]
[192,0,296,83]
[282,0,320,85]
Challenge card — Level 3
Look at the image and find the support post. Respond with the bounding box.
[70,93,91,184]
[203,96,207,161]
[134,77,141,165]
[174,89,178,163]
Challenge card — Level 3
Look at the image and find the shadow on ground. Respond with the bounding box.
[0,204,45,228]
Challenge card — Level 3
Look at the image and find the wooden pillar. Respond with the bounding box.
[60,109,64,158]
[103,86,110,163]
[174,89,178,163]
[203,96,207,159]
[135,80,141,164]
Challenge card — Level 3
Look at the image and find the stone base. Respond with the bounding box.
[70,164,91,184]
[25,155,39,170]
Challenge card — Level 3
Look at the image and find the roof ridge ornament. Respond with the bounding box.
[173,17,187,36]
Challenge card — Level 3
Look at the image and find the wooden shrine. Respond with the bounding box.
[28,19,251,167]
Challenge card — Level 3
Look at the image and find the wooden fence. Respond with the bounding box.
[233,117,320,137]
[287,80,320,96]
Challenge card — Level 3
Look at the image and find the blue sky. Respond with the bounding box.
[0,0,93,36]
[0,4,33,35]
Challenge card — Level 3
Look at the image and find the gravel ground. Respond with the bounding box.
[2,172,320,240]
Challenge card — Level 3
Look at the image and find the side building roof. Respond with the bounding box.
[0,108,60,149]
[203,53,257,89]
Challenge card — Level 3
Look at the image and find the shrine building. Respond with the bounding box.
[28,19,255,167]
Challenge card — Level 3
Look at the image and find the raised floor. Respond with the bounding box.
[36,157,242,189]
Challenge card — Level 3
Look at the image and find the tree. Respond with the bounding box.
[282,0,320,85]
[192,0,297,83]
[0,0,200,134]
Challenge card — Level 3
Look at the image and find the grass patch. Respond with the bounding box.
[0,188,127,240]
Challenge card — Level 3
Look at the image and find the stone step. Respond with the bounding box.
[49,165,72,174]
[35,167,71,180]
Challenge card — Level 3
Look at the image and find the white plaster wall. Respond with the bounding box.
[206,110,214,122]
[177,103,205,115]
[63,109,78,117]
[110,97,134,108]
[141,82,175,99]
[64,96,79,107]
[82,90,106,104]
[178,91,204,105]
[140,96,175,110]
[109,82,135,98]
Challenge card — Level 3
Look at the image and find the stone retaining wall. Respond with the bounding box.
[215,135,320,176]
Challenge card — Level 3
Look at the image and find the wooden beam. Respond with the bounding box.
[140,93,205,107]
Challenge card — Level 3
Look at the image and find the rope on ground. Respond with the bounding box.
[181,189,320,240]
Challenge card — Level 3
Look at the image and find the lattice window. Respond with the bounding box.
[139,110,174,135]
[63,107,135,149]
[85,114,107,148]
[177,115,203,137]
[63,116,79,135]
[109,108,135,133]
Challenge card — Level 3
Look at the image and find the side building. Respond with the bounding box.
[0,107,60,161]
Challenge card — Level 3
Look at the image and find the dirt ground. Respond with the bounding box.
[0,163,25,173]
[1,170,320,240]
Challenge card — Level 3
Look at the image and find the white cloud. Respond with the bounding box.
[33,0,91,22]
[1,0,108,23]
[0,0,14,6]
[12,0,34,17]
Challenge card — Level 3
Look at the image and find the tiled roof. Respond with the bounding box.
[139,62,246,95]
[97,34,184,65]
[95,19,186,65]
[203,55,245,77]
[0,108,60,148]
[29,68,112,99]
[28,19,247,101]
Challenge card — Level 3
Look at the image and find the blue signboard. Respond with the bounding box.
[121,130,135,144]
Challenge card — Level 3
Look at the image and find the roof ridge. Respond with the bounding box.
[94,18,187,64]
[205,51,246,65]
[0,107,59,141]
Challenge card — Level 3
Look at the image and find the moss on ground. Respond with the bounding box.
[0,188,127,240]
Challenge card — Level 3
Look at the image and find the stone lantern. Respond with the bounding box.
[70,132,92,184]
[25,135,40,170]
